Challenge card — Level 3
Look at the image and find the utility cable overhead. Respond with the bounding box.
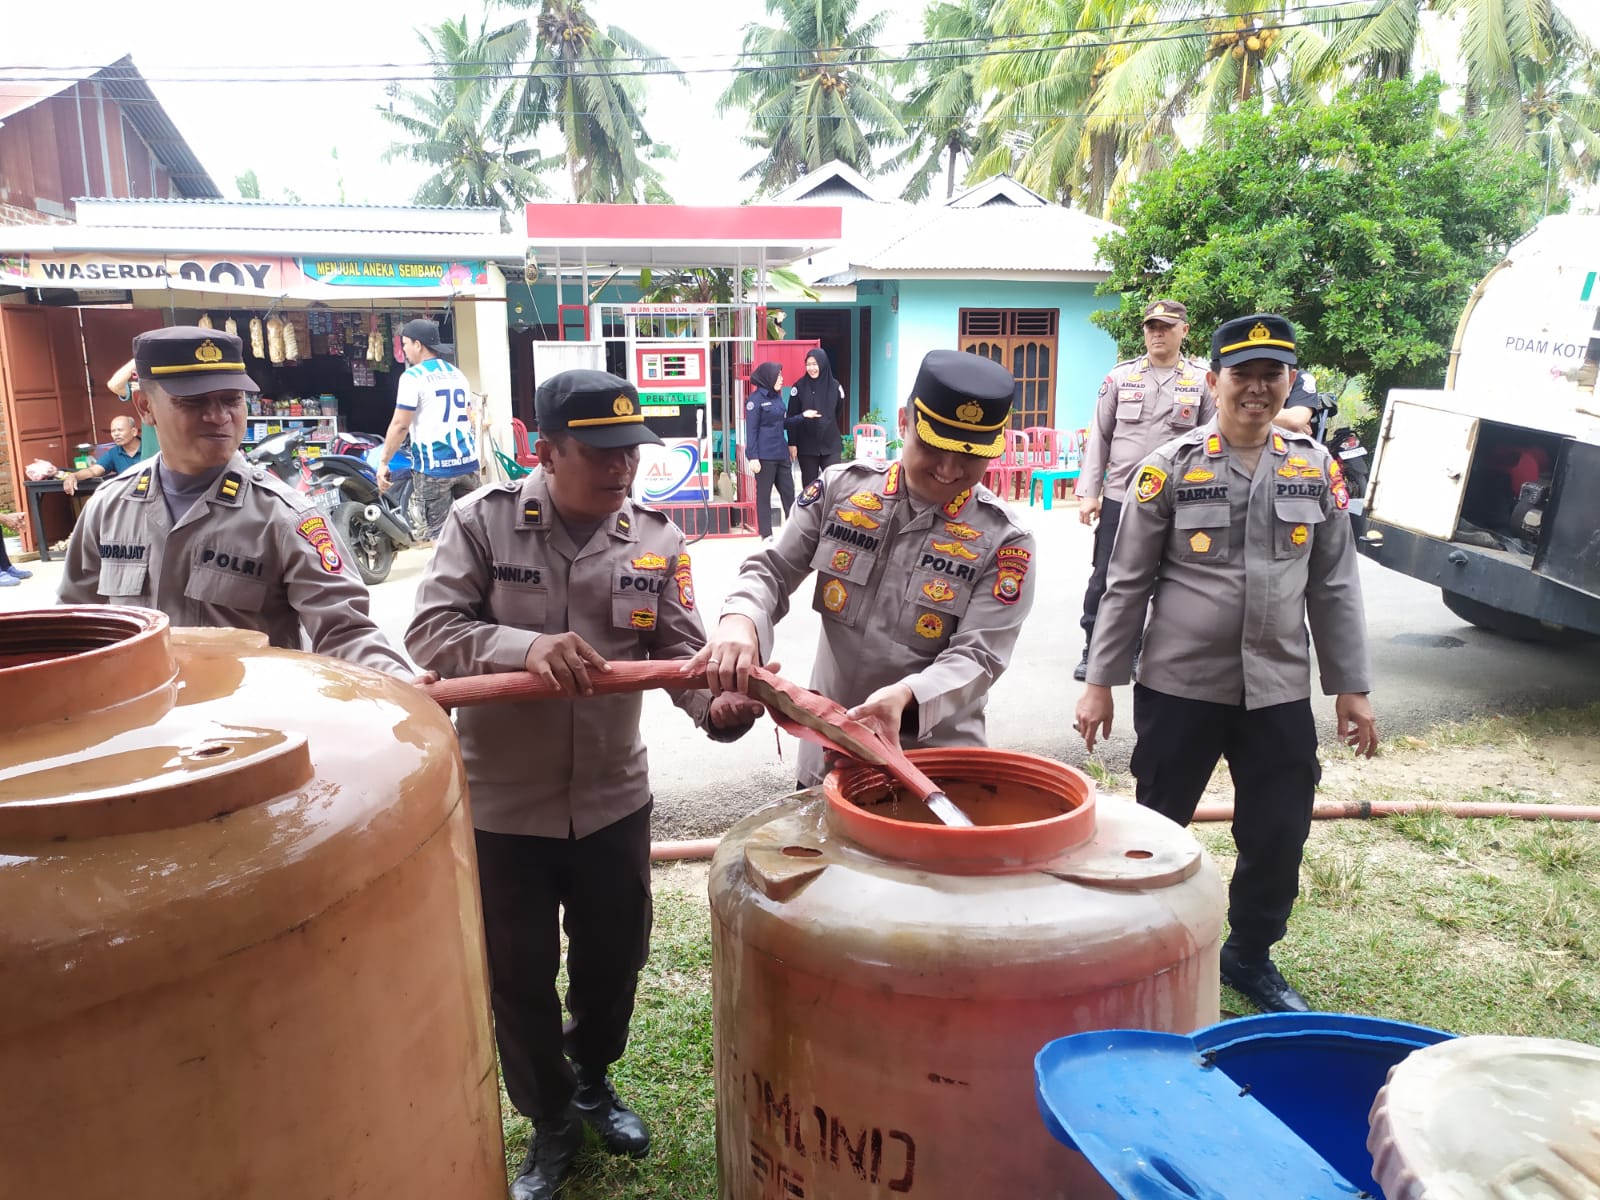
[0,5,1383,86]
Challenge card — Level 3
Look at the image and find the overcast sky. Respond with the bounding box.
[7,1,1598,211]
[5,0,921,207]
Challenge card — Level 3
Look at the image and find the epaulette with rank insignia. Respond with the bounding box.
[217,471,243,501]
[523,497,543,525]
[615,512,632,535]
[132,469,153,497]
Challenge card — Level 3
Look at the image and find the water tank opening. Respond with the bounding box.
[780,846,823,858]
[1125,849,1154,860]
[0,609,158,671]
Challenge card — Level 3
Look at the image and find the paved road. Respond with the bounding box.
[9,495,1599,838]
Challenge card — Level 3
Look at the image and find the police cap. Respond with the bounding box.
[535,369,663,449]
[907,349,1016,460]
[1212,313,1298,369]
[133,326,261,397]
[1143,299,1188,325]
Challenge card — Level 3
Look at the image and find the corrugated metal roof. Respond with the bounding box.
[75,197,503,235]
[0,56,220,197]
[849,204,1118,275]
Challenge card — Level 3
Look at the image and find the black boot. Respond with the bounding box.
[510,1110,583,1200]
[1220,942,1310,1013]
[572,1065,651,1157]
[1073,646,1090,682]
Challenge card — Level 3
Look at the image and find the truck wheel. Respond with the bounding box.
[1440,591,1594,644]
[333,500,395,586]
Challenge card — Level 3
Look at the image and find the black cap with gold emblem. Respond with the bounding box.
[133,326,261,397]
[1211,313,1298,369]
[908,349,1016,460]
[535,369,664,449]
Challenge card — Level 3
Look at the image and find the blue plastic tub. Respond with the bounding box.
[1036,1013,1454,1199]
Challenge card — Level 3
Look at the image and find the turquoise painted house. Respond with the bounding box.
[768,163,1123,438]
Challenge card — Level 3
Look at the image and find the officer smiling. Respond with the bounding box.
[694,349,1037,787]
[1074,313,1377,1014]
[58,326,412,676]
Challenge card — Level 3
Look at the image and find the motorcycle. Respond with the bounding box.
[246,429,416,585]
[1326,424,1370,512]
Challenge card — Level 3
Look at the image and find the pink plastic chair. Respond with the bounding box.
[983,430,1030,500]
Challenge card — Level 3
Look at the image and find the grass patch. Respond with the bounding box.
[488,711,1600,1196]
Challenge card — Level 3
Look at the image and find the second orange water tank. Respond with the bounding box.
[710,748,1226,1199]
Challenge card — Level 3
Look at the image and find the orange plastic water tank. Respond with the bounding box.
[709,748,1225,1199]
[0,607,504,1199]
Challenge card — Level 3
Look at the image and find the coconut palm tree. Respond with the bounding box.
[509,0,683,202]
[717,0,906,195]
[379,15,550,212]
[888,0,997,200]
[967,0,1153,214]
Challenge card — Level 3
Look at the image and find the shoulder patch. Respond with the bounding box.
[296,514,345,574]
[797,478,824,508]
[673,553,695,609]
[1134,464,1167,503]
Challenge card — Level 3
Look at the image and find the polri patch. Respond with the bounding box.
[296,515,344,574]
[914,612,945,639]
[822,578,848,613]
[629,609,656,630]
[830,548,855,573]
[674,554,695,609]
[631,552,668,570]
[1189,531,1213,554]
[922,579,956,603]
[1134,465,1167,502]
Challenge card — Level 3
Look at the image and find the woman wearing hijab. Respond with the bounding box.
[784,347,846,487]
[744,361,794,539]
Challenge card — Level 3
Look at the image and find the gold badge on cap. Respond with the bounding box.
[1248,322,1271,342]
[195,340,224,364]
[955,401,983,424]
[1152,304,1168,315]
[613,395,634,416]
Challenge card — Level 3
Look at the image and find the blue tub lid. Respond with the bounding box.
[1036,1029,1370,1199]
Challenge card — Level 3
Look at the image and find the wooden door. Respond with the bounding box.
[959,309,1059,430]
[0,306,66,552]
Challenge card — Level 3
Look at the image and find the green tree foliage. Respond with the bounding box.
[378,15,550,212]
[509,0,683,203]
[718,0,906,195]
[1091,79,1544,405]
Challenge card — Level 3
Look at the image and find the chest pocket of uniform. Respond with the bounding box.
[1115,390,1146,422]
[491,580,550,630]
[1169,387,1203,429]
[1172,502,1231,564]
[1273,499,1325,559]
[612,569,667,635]
[185,567,268,612]
[809,538,878,585]
[97,562,149,600]
[893,567,973,652]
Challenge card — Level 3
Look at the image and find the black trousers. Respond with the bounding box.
[1078,497,1124,639]
[797,450,841,488]
[1130,686,1318,955]
[753,458,796,537]
[474,803,654,1122]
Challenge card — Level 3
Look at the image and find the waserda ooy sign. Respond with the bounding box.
[0,253,492,298]
[1450,214,1600,392]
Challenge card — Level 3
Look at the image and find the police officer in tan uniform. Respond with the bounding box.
[58,326,410,676]
[405,369,760,1200]
[1073,299,1215,680]
[1075,313,1377,1014]
[696,350,1036,786]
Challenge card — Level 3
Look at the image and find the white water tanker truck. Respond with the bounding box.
[1356,213,1600,640]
